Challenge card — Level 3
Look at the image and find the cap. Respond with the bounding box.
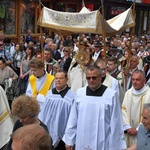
[94,42,103,47]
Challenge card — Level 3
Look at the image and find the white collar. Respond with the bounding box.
[132,84,148,95]
[129,67,138,74]
[109,67,118,75]
[95,51,101,54]
[56,85,67,93]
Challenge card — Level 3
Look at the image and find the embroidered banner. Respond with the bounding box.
[37,6,135,36]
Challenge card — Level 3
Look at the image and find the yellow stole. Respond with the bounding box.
[29,74,54,97]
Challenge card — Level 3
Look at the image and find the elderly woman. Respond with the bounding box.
[0,57,18,108]
[0,57,18,84]
[7,95,48,150]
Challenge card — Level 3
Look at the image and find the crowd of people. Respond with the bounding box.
[1,29,150,150]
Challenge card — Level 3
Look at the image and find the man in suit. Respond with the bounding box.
[44,48,59,75]
[143,55,150,86]
[51,43,61,62]
[92,41,103,61]
[25,29,34,44]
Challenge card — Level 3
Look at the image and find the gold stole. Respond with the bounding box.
[29,74,54,97]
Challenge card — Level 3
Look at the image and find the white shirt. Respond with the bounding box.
[93,51,101,61]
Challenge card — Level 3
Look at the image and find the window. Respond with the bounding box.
[0,0,16,35]
[21,0,36,34]
[147,11,150,34]
[138,10,144,35]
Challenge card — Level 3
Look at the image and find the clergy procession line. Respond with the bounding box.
[1,31,150,150]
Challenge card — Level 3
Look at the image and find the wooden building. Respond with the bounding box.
[0,0,150,43]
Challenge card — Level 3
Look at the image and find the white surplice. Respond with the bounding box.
[38,89,75,147]
[85,73,120,101]
[122,84,150,147]
[26,73,55,109]
[63,87,126,150]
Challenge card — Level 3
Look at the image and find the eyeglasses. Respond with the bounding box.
[86,75,100,80]
[63,50,69,52]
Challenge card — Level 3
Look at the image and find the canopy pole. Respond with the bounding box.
[82,0,85,7]
[124,1,136,88]
[128,0,136,66]
[39,0,44,62]
[40,28,44,62]
[100,0,106,60]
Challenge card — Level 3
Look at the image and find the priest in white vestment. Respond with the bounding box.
[38,71,75,150]
[124,55,139,91]
[63,65,126,150]
[67,47,95,93]
[122,70,150,148]
[0,86,14,149]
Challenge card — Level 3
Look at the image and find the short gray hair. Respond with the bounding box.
[132,69,146,78]
[44,48,53,55]
[130,55,139,63]
[86,65,102,76]
[143,103,150,115]
[94,58,106,66]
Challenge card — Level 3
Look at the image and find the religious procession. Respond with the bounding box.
[1,0,150,150]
